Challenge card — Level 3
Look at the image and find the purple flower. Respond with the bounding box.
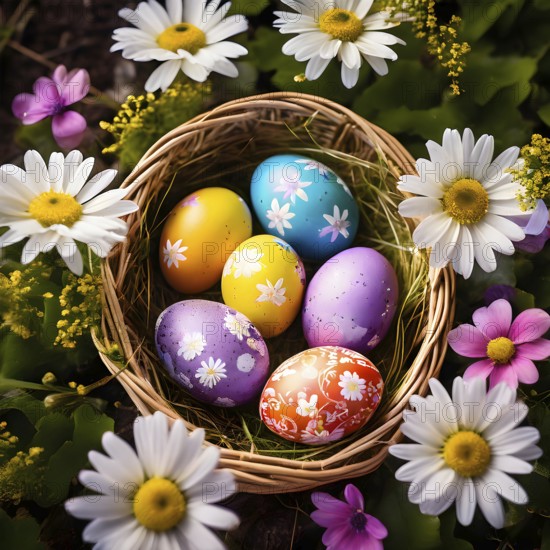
[448,298,550,389]
[12,65,90,149]
[510,200,550,253]
[484,284,516,306]
[311,484,388,549]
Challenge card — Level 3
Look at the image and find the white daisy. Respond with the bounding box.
[0,150,138,275]
[231,248,263,278]
[338,371,366,401]
[398,128,529,279]
[196,357,227,388]
[224,311,251,340]
[65,411,239,549]
[274,175,312,203]
[163,238,188,268]
[266,198,295,236]
[256,277,287,306]
[319,205,351,242]
[388,377,542,529]
[111,0,249,92]
[296,159,330,178]
[274,0,406,88]
[177,331,206,360]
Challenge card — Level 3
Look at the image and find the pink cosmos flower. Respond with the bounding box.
[448,298,550,388]
[12,65,90,149]
[311,484,388,549]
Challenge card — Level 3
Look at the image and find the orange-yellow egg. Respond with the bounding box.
[160,188,252,293]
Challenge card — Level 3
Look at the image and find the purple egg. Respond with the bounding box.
[302,247,398,353]
[155,299,270,407]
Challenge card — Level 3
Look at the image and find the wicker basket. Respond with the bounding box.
[96,92,455,494]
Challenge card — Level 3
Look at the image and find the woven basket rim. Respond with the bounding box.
[96,92,456,494]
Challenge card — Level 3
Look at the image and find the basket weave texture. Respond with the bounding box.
[96,92,456,493]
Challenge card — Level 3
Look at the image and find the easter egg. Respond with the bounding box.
[302,247,398,353]
[155,299,269,407]
[221,235,306,339]
[259,346,383,444]
[159,187,252,293]
[250,154,359,261]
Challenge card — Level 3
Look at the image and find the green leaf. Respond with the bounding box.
[538,103,550,126]
[31,413,73,459]
[542,519,550,550]
[0,333,54,382]
[38,405,114,507]
[376,477,441,550]
[459,0,526,42]
[0,508,46,550]
[14,119,58,161]
[228,0,269,16]
[462,49,537,106]
[439,510,474,549]
[0,393,46,425]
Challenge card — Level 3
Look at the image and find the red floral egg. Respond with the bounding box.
[259,346,383,445]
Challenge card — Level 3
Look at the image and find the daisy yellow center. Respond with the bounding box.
[487,337,516,364]
[319,9,363,42]
[157,23,206,54]
[443,431,491,478]
[133,477,186,532]
[28,191,82,227]
[442,178,489,225]
[347,381,359,392]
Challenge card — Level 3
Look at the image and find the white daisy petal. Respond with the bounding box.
[166,0,183,24]
[395,456,443,482]
[187,503,240,530]
[456,478,476,526]
[180,518,227,550]
[65,156,95,196]
[65,496,132,519]
[364,54,389,75]
[24,150,50,193]
[76,169,118,204]
[145,59,182,92]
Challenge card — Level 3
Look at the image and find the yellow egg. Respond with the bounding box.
[221,235,306,338]
[160,188,252,293]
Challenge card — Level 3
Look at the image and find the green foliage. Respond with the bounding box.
[228,0,269,16]
[0,508,45,550]
[0,395,114,508]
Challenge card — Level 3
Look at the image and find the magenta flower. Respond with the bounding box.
[448,298,550,388]
[311,484,388,549]
[12,65,89,149]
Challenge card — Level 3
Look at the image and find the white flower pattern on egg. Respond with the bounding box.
[266,199,295,236]
[256,277,287,306]
[319,206,351,242]
[338,371,366,401]
[162,239,188,268]
[196,357,227,389]
[177,332,206,360]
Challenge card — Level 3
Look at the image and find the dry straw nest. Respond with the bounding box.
[96,92,456,493]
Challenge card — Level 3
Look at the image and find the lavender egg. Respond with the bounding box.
[155,299,270,407]
[302,248,398,353]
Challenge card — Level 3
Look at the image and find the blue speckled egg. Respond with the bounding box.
[155,300,270,407]
[302,248,399,353]
[250,155,359,261]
